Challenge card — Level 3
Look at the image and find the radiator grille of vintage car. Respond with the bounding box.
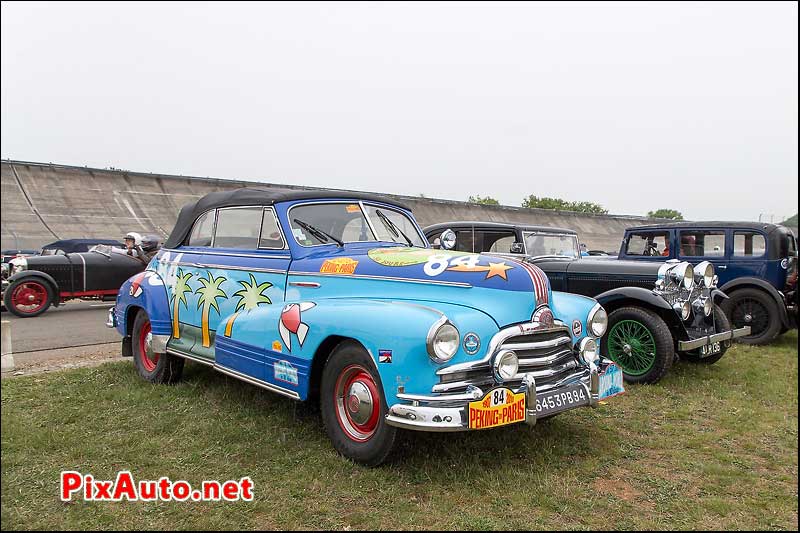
[433,326,587,395]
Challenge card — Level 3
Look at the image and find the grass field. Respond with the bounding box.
[2,332,797,530]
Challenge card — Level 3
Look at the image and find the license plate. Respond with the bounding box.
[534,383,589,418]
[700,342,722,356]
[599,362,625,400]
[468,388,526,429]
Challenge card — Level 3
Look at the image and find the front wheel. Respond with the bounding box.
[720,288,781,345]
[131,310,184,383]
[3,277,54,318]
[601,306,675,384]
[320,340,397,466]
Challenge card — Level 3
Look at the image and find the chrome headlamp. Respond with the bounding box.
[492,349,519,381]
[587,303,608,338]
[668,262,695,290]
[673,300,691,321]
[579,338,599,365]
[694,261,715,288]
[426,317,460,364]
[9,257,27,275]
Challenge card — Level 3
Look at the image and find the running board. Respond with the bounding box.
[166,349,300,400]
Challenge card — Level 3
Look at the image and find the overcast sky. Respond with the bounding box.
[2,1,797,221]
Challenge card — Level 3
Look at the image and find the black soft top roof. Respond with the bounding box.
[424,221,577,235]
[41,239,123,252]
[165,187,411,248]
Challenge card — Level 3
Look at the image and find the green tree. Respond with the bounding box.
[521,195,608,214]
[647,209,684,220]
[195,272,228,348]
[223,274,273,337]
[468,195,500,205]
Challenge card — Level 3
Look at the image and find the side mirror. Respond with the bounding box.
[510,242,524,254]
[440,229,457,250]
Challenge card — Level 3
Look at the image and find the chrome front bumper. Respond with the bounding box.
[385,368,599,432]
[678,326,751,351]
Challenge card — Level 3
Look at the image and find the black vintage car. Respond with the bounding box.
[425,221,750,384]
[2,245,148,318]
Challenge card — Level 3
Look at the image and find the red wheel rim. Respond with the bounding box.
[138,320,160,372]
[334,364,381,442]
[10,281,48,314]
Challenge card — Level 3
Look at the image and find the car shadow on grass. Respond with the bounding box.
[176,361,622,474]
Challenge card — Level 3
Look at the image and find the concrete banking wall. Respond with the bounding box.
[2,159,675,252]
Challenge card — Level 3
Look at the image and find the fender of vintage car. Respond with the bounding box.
[214,298,500,405]
[549,290,605,341]
[719,276,790,328]
[593,286,673,313]
[5,269,63,306]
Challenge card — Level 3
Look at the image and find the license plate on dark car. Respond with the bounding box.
[534,384,589,418]
[700,342,722,356]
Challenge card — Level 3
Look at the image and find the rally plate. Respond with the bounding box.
[468,388,526,430]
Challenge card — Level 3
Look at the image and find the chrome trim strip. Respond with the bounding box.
[437,323,572,376]
[160,248,291,260]
[432,361,580,394]
[288,270,472,288]
[517,349,574,367]
[77,252,87,292]
[167,349,214,366]
[502,336,571,352]
[214,364,301,400]
[195,263,287,274]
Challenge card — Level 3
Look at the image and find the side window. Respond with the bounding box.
[454,230,475,252]
[188,210,215,247]
[259,208,285,249]
[733,232,766,257]
[625,232,669,256]
[213,208,264,249]
[483,232,517,253]
[679,231,725,257]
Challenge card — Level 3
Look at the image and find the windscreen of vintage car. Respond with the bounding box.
[289,203,425,247]
[523,231,580,259]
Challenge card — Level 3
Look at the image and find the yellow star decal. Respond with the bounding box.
[485,262,513,280]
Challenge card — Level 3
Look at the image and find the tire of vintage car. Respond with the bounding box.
[600,306,675,384]
[720,288,781,345]
[320,340,397,466]
[682,304,731,365]
[2,277,54,318]
[131,310,184,384]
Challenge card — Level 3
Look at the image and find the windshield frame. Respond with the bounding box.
[286,200,427,248]
[522,230,580,260]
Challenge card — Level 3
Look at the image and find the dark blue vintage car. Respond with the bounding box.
[618,222,798,344]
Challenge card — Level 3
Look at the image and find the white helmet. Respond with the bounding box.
[124,232,142,246]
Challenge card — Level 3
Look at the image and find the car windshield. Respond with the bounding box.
[523,231,580,259]
[288,202,425,247]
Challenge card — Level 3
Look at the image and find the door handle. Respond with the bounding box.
[717,265,727,270]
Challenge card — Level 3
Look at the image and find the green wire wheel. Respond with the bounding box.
[600,306,675,384]
[606,320,657,376]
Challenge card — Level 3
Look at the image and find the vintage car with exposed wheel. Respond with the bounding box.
[618,222,797,345]
[109,188,624,466]
[3,243,149,317]
[424,222,751,384]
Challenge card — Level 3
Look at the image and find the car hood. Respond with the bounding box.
[289,246,553,327]
[534,256,665,278]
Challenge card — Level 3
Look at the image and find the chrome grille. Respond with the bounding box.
[434,326,587,394]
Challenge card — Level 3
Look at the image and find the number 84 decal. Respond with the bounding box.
[423,254,514,280]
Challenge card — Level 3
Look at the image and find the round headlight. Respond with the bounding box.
[695,261,715,288]
[673,300,691,321]
[493,350,518,381]
[588,304,608,338]
[440,229,457,250]
[9,257,27,275]
[579,338,599,364]
[704,298,713,316]
[427,320,459,363]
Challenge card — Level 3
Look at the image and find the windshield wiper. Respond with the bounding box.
[375,209,413,246]
[293,219,344,247]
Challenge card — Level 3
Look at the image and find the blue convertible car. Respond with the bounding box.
[109,188,623,465]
